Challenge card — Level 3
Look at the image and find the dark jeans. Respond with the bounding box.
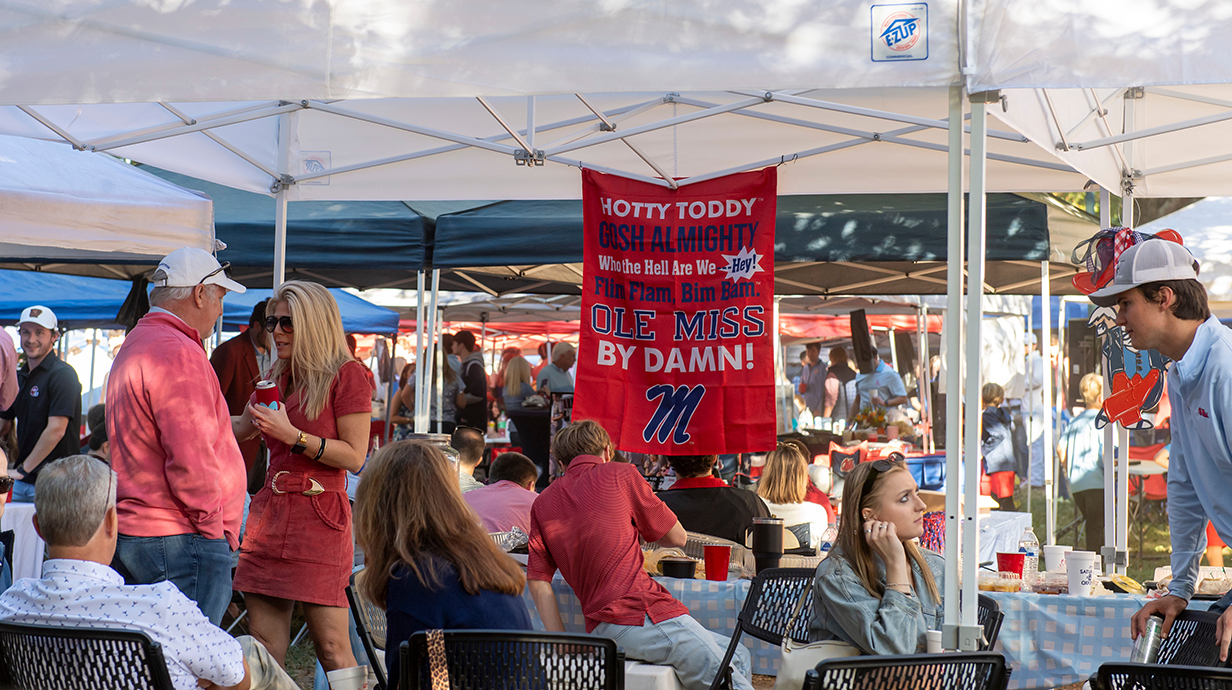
[112,533,233,626]
[1072,489,1106,554]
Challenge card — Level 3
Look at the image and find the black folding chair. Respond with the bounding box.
[1095,663,1232,690]
[707,567,817,690]
[976,594,1004,651]
[400,629,623,690]
[346,568,389,690]
[1091,610,1232,690]
[0,620,176,690]
[803,651,1010,690]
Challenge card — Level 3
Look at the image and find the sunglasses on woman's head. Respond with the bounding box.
[0,475,12,494]
[264,316,294,334]
[860,459,899,498]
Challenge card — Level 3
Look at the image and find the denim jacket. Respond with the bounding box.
[809,545,945,655]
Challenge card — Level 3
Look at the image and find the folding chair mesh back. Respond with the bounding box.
[976,594,1004,651]
[401,630,622,690]
[1156,611,1226,667]
[1097,663,1232,690]
[0,620,176,690]
[803,652,1009,690]
[347,570,388,689]
[707,567,816,690]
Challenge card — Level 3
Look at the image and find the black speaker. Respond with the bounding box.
[893,331,916,378]
[850,310,877,374]
[1065,318,1098,409]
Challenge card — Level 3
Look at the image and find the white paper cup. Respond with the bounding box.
[1067,551,1098,596]
[326,665,370,690]
[1042,545,1069,572]
[927,629,943,653]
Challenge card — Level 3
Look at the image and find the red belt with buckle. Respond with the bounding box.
[270,471,347,496]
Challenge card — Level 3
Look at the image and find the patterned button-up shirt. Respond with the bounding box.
[0,559,244,690]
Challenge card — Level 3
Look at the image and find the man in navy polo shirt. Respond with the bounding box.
[1,306,82,503]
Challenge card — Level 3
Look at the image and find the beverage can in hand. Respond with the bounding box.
[1130,614,1163,664]
[255,380,280,409]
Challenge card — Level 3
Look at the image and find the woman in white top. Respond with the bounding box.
[757,444,831,549]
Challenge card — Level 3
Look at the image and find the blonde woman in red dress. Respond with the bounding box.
[232,281,371,674]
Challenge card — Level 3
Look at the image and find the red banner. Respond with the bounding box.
[574,168,777,455]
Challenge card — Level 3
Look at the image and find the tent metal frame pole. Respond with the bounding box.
[961,93,989,649]
[1099,186,1116,569]
[423,269,441,433]
[414,271,427,434]
[918,305,933,454]
[1026,306,1033,514]
[273,111,293,288]
[1115,93,1139,576]
[86,328,98,410]
[436,307,444,432]
[1043,261,1055,545]
[942,84,965,652]
[384,335,395,445]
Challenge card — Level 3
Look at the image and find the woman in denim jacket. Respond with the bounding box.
[810,458,943,654]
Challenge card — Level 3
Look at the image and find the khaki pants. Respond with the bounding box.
[238,635,302,690]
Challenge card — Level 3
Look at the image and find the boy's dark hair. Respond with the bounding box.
[453,330,477,352]
[249,299,269,329]
[1137,279,1211,322]
[489,452,538,486]
[666,454,718,478]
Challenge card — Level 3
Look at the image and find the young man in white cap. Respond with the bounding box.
[0,305,82,503]
[1110,240,1232,659]
[106,247,248,625]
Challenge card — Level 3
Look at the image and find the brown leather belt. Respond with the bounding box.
[270,470,346,496]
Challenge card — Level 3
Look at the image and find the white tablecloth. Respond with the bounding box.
[979,511,1033,564]
[1,502,44,581]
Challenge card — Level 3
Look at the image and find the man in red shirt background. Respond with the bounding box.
[527,421,753,690]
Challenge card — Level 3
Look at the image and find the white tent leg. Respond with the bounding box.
[1043,261,1055,545]
[960,93,989,650]
[436,307,444,432]
[384,336,395,444]
[918,305,933,453]
[942,84,965,651]
[423,269,441,432]
[1099,186,1117,568]
[414,271,427,433]
[87,328,98,410]
[273,111,293,289]
[1027,306,1034,513]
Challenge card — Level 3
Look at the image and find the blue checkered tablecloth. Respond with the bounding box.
[985,592,1211,689]
[521,574,782,674]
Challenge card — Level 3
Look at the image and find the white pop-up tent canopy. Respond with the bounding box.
[0,134,215,278]
[0,0,1102,653]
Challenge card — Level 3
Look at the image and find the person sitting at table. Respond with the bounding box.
[1057,373,1105,553]
[0,455,299,690]
[980,382,1018,512]
[354,440,531,690]
[464,452,539,533]
[810,458,942,655]
[757,444,831,550]
[451,425,486,493]
[528,421,754,690]
[501,356,536,413]
[656,454,771,544]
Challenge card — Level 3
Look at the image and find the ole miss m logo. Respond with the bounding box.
[643,384,706,444]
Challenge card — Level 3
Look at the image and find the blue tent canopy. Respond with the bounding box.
[0,271,398,333]
[1031,296,1090,329]
[429,194,1051,268]
[224,288,399,334]
[143,167,427,289]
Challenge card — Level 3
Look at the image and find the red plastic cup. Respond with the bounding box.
[996,552,1026,577]
[703,544,731,581]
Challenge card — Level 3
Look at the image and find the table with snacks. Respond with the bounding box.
[984,590,1212,689]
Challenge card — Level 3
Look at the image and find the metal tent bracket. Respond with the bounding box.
[514,148,546,166]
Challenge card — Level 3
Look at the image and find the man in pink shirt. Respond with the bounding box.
[464,452,539,533]
[107,247,248,626]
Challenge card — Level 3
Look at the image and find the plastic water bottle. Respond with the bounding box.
[1018,526,1040,585]
[818,525,839,556]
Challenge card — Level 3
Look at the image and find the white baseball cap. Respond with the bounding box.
[152,247,246,294]
[1088,240,1199,307]
[18,305,57,330]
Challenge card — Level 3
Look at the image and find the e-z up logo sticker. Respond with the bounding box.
[871,3,928,62]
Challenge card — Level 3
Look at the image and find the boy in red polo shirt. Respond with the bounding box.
[527,421,753,690]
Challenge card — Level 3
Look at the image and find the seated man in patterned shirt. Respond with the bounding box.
[527,421,754,690]
[0,456,297,690]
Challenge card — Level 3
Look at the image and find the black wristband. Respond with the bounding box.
[313,437,327,461]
